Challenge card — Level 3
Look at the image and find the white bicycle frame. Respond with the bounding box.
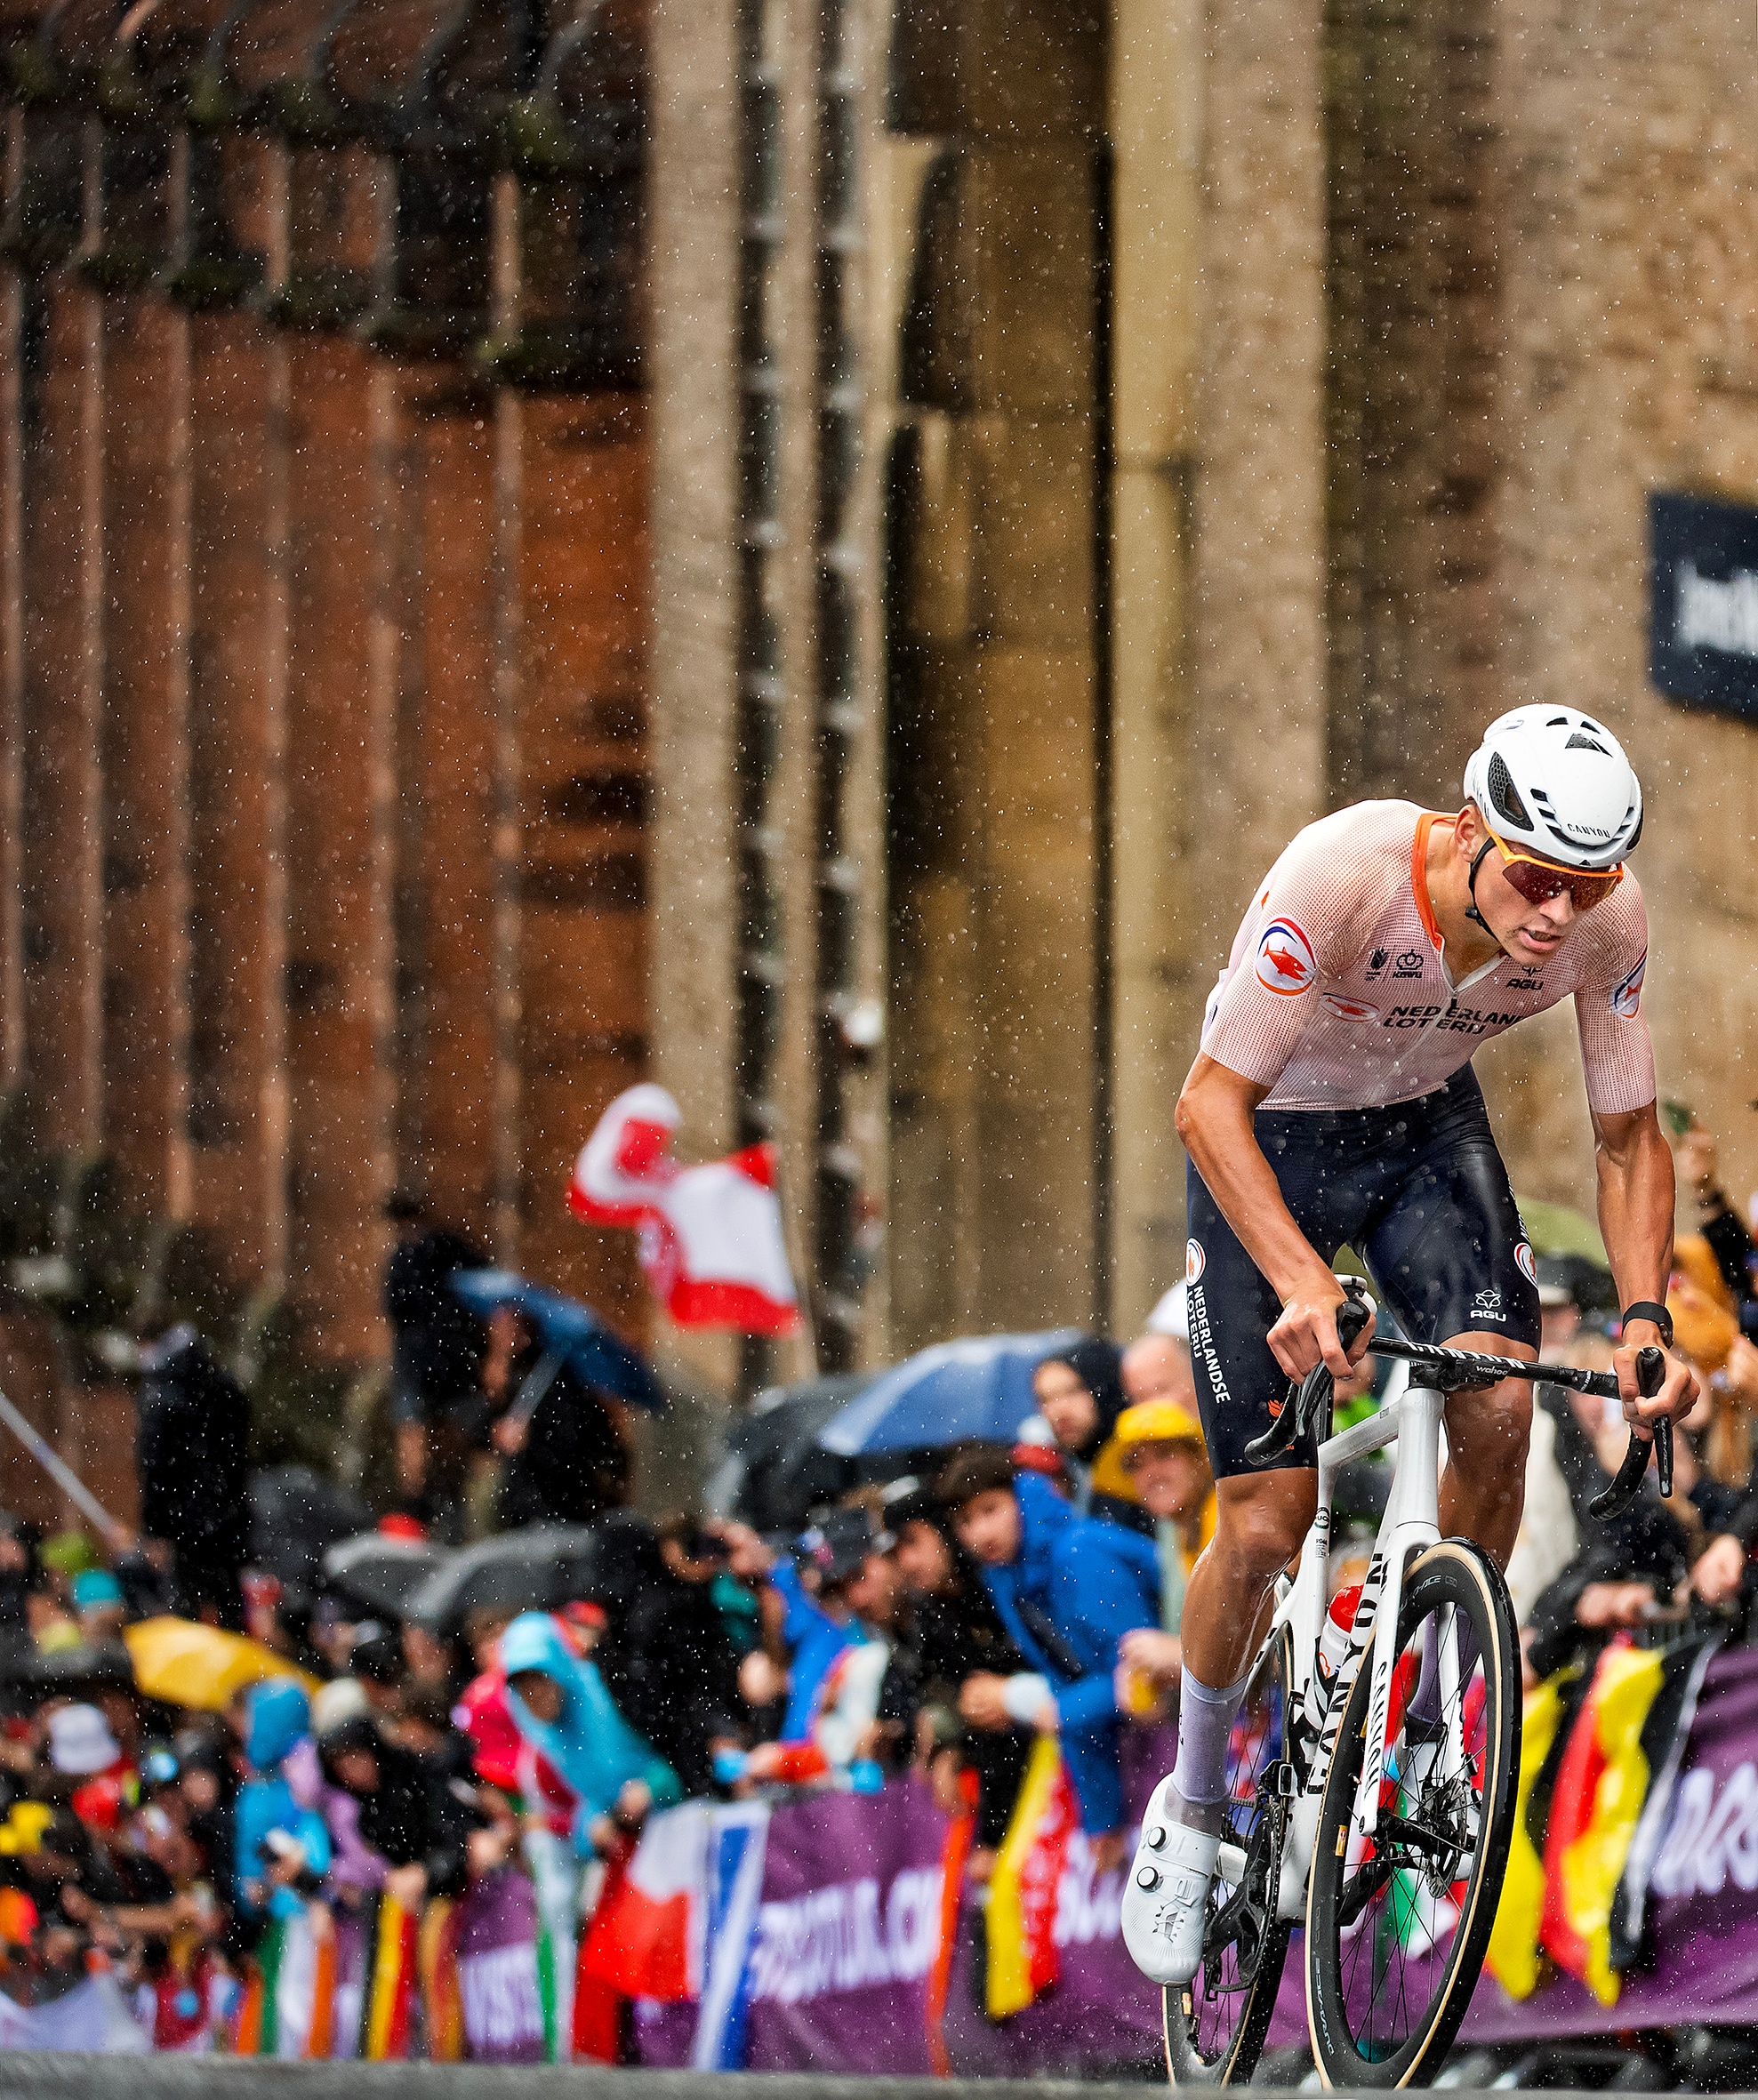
[1213,1369,1461,1923]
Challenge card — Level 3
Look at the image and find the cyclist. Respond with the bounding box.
[1121,705,1699,1987]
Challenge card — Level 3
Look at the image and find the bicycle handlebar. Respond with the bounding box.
[1242,1309,1672,1524]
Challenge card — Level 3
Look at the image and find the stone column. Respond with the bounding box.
[646,0,742,1390]
[1107,0,1200,1327]
[19,269,104,1152]
[398,382,500,1244]
[281,324,397,1364]
[99,291,189,1215]
[646,0,741,1147]
[0,273,20,1091]
[509,391,650,1330]
[1188,0,1329,934]
[883,0,1110,1343]
[183,139,285,1287]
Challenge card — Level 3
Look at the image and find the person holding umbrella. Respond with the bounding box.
[484,1304,631,1532]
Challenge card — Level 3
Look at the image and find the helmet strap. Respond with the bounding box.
[1465,838,1498,934]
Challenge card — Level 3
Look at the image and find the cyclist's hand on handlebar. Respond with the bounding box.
[1614,1329,1697,1442]
[1268,1277,1375,1383]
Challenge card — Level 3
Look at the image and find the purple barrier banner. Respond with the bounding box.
[635,1767,1167,2078]
[455,1867,548,2063]
[744,1782,946,2074]
[1264,1646,1758,2051]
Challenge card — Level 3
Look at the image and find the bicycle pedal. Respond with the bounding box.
[1275,1761,1300,1798]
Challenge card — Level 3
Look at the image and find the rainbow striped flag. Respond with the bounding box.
[363,1895,421,2059]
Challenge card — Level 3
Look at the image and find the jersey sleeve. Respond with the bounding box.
[1200,818,1374,1089]
[1572,882,1658,1115]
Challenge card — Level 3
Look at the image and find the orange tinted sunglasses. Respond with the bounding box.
[1486,828,1624,910]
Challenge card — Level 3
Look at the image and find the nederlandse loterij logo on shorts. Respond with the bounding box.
[1186,1238,1205,1285]
[1515,1240,1537,1284]
[1255,918,1315,996]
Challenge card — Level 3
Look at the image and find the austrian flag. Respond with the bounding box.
[569,1085,802,1335]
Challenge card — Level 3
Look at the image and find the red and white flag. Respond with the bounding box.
[568,1085,801,1335]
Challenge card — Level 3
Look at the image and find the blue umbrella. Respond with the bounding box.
[816,1329,1087,1455]
[449,1270,664,1412]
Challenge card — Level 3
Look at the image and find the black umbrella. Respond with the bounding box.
[721,1373,913,1533]
[8,1640,136,1693]
[404,1526,600,1631]
[251,1466,373,1591]
[322,1532,452,1618]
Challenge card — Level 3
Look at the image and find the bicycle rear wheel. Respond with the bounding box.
[1163,1629,1298,2087]
[1304,1540,1518,2088]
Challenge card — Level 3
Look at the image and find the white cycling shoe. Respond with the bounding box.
[1120,1776,1221,1987]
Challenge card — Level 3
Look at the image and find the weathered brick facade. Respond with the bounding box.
[0,0,653,1525]
[3,0,1755,1534]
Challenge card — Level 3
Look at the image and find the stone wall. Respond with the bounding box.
[0,2,655,1408]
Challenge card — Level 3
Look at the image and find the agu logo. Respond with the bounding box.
[1609,950,1646,1020]
[1186,1238,1205,1285]
[1515,1239,1537,1285]
[1255,918,1315,997]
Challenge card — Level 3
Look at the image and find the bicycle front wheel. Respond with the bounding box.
[1304,1540,1518,2088]
[1163,1628,1297,2087]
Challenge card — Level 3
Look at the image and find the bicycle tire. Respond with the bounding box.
[1304,1540,1518,2088]
[1163,1629,1298,2087]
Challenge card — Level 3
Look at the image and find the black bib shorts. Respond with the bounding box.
[1185,1067,1541,1479]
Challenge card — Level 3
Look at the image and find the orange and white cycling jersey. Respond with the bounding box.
[1200,800,1655,1115]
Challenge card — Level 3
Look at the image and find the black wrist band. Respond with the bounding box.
[1622,1300,1674,1346]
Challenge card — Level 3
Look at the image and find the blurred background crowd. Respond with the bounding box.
[0,1116,1754,2056]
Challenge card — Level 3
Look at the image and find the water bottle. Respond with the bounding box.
[1304,1583,1363,1734]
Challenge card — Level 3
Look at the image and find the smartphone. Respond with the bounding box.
[1662,1099,1696,1138]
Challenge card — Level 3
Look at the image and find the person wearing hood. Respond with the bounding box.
[498,1612,679,1856]
[1028,1339,1152,1535]
[134,1322,252,1628]
[937,1447,1159,1846]
[233,1679,332,1922]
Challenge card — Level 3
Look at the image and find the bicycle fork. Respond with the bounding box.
[1274,1378,1449,1919]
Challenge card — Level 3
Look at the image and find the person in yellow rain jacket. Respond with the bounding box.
[1090,1402,1217,1699]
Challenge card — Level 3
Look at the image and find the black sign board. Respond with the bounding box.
[1650,490,1758,722]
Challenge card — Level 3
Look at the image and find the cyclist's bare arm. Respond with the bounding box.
[1176,1054,1372,1384]
[1592,1099,1700,1434]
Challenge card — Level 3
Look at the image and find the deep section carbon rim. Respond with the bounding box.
[1164,1630,1297,2087]
[1304,1543,1518,2088]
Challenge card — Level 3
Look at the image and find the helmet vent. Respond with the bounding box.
[1487,750,1531,830]
[1545,715,1571,726]
[1565,732,1609,754]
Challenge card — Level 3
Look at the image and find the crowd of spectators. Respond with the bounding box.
[1,1124,1754,2054]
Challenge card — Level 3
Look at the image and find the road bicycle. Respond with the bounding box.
[1136,1282,1670,2089]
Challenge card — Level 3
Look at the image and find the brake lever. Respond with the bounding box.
[1243,1295,1374,1469]
[1588,1345,1673,1521]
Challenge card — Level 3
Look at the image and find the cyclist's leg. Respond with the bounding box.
[1127,1151,1358,1984]
[1176,1166,1325,1814]
[1182,1160,1326,1663]
[1364,1112,1541,1566]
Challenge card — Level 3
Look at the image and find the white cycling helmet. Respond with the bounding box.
[1461,706,1642,872]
